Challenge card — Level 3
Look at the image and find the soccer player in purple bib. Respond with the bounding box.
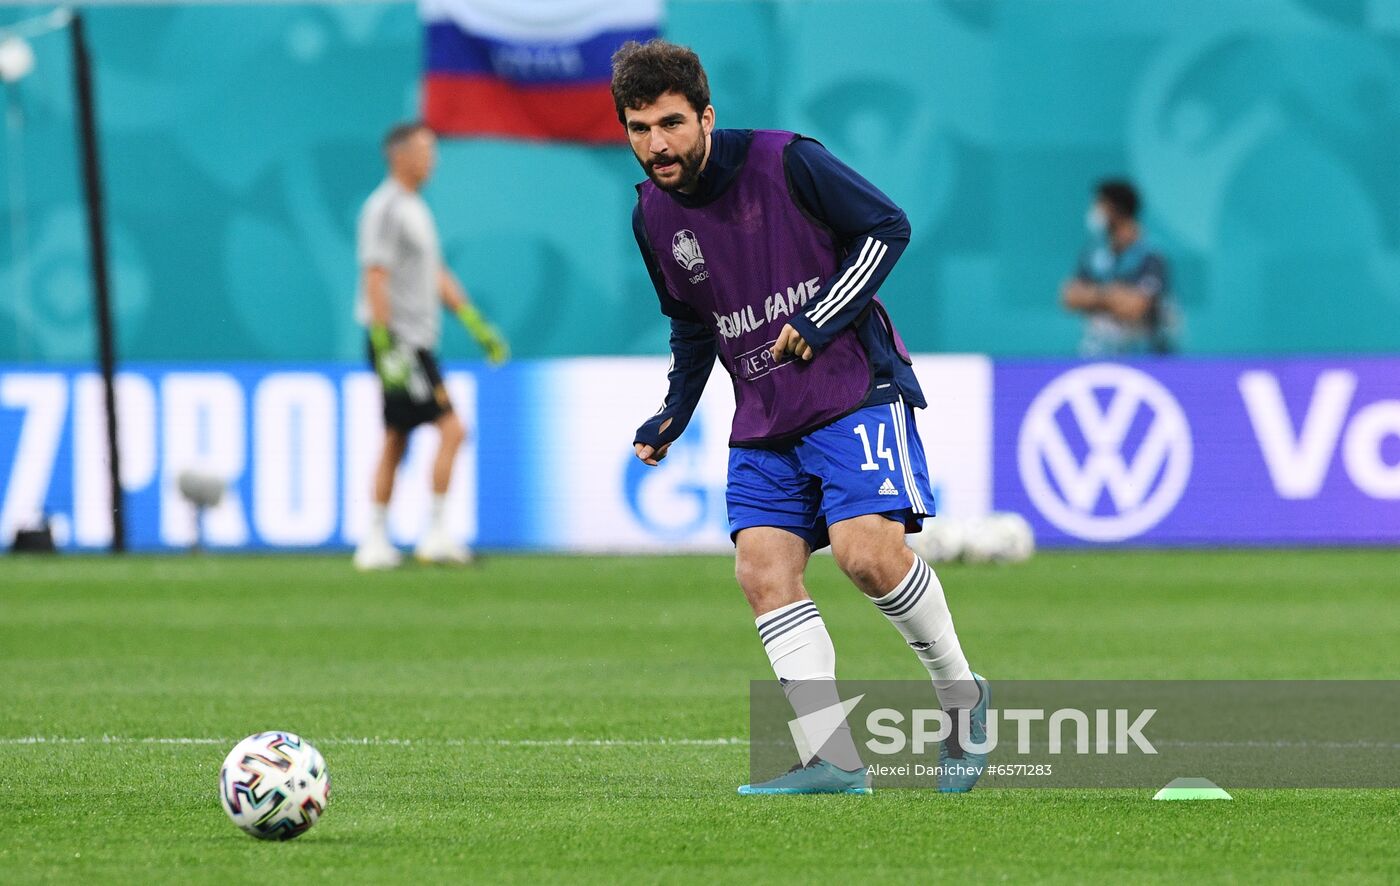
[613,40,989,795]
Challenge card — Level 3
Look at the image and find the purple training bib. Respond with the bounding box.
[638,130,872,445]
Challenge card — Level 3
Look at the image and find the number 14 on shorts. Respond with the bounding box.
[853,422,895,471]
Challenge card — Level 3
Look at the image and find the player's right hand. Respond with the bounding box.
[634,442,671,466]
[772,323,814,362]
[370,326,409,391]
[376,348,410,391]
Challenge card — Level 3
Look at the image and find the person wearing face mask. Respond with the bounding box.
[1061,179,1176,356]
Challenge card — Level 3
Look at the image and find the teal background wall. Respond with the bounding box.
[2,0,1399,364]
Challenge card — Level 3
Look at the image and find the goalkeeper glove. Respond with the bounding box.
[370,324,410,391]
[456,304,510,366]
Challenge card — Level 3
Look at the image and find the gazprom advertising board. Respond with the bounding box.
[1,357,1396,551]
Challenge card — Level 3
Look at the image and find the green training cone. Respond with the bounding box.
[1152,777,1233,800]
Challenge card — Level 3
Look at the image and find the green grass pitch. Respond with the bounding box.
[2,550,1398,883]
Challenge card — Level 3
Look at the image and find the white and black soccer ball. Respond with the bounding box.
[219,731,330,840]
[961,513,1037,564]
[960,517,1002,564]
[990,512,1036,563]
[912,513,1036,564]
[912,516,967,563]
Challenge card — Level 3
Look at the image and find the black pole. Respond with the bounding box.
[69,12,124,553]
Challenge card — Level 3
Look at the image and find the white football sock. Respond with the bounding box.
[429,494,447,534]
[756,600,862,771]
[872,556,979,710]
[369,504,389,539]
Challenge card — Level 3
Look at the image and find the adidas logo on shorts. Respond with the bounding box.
[878,478,899,496]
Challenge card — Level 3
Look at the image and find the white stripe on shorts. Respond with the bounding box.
[889,398,927,515]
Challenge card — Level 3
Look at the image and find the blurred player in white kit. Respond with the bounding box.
[353,121,508,570]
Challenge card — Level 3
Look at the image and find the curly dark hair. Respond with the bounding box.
[610,39,710,124]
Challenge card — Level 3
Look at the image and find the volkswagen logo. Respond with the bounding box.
[1018,364,1192,542]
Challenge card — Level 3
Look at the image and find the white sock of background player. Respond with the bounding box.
[428,494,447,537]
[369,504,390,543]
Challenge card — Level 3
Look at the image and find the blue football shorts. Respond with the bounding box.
[727,400,937,550]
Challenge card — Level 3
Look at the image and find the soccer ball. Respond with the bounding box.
[912,516,967,563]
[990,512,1036,563]
[219,731,330,840]
[962,513,1037,564]
[911,513,1036,564]
[959,517,1002,564]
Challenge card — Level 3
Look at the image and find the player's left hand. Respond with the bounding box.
[456,304,510,366]
[634,442,672,466]
[771,324,814,362]
[478,328,510,366]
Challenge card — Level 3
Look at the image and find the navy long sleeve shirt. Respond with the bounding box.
[633,128,920,450]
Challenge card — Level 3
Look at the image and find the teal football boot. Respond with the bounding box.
[738,758,872,795]
[938,673,991,793]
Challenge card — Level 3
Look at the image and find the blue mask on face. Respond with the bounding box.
[1085,206,1108,236]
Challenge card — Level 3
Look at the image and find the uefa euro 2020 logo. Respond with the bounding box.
[672,229,705,272]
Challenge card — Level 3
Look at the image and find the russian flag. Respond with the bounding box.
[421,0,662,144]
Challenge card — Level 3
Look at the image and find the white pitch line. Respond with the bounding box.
[5,736,1396,750]
[1153,739,1400,750]
[0,736,750,748]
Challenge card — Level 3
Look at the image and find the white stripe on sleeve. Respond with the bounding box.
[809,238,887,328]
